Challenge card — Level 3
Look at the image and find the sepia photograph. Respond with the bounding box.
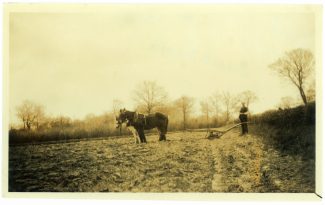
[2,2,323,200]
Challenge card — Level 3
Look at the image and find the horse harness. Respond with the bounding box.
[132,112,147,126]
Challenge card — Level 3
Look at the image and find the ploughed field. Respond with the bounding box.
[9,127,314,192]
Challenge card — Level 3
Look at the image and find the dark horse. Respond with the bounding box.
[116,109,168,143]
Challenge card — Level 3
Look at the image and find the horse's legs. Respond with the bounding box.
[137,128,147,143]
[141,131,147,143]
[161,132,166,141]
[158,129,163,141]
[128,126,140,144]
[162,118,168,141]
[159,134,165,141]
[137,128,143,142]
[135,131,140,144]
[158,128,166,141]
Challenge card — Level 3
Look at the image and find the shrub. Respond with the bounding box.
[251,102,315,158]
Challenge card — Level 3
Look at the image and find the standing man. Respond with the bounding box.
[239,102,249,135]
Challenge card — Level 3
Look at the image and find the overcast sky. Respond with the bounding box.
[9,5,317,123]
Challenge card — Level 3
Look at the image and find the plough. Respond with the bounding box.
[205,122,251,139]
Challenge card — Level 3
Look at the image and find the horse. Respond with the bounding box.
[116,108,168,143]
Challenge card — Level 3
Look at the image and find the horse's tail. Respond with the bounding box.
[165,115,169,131]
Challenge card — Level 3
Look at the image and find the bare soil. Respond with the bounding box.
[9,127,315,192]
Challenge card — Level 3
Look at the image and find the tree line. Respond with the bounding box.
[13,87,259,132]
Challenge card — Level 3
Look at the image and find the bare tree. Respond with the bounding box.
[221,92,237,123]
[278,96,295,109]
[175,96,195,130]
[269,48,314,106]
[16,101,31,130]
[16,100,41,130]
[50,115,71,129]
[33,104,45,130]
[133,81,168,114]
[306,79,315,102]
[210,92,221,127]
[112,99,124,135]
[200,99,212,129]
[238,90,257,109]
[112,99,124,116]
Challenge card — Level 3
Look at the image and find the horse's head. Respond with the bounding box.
[115,108,132,128]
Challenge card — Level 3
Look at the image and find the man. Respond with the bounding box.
[239,102,249,135]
